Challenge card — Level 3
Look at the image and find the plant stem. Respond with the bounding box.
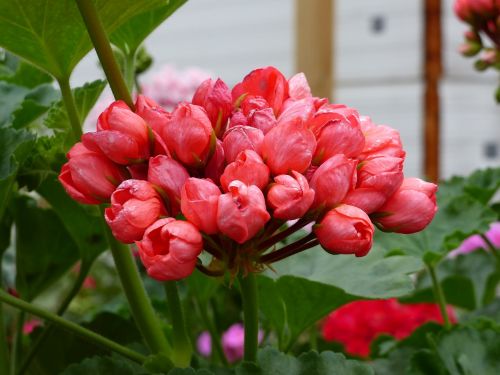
[164,282,192,367]
[17,264,91,375]
[257,217,312,252]
[0,290,146,363]
[10,312,24,375]
[238,272,259,362]
[428,264,451,329]
[194,299,228,366]
[57,78,82,141]
[260,233,317,264]
[75,0,134,109]
[99,208,172,356]
[123,52,136,94]
[0,267,10,375]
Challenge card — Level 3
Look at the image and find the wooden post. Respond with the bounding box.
[295,0,333,100]
[423,0,442,182]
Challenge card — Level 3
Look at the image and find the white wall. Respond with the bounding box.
[72,0,500,179]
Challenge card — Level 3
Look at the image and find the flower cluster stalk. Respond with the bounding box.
[428,264,451,329]
[238,272,259,362]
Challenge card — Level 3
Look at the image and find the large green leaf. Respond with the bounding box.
[0,126,35,217]
[12,195,80,300]
[260,247,422,347]
[237,347,374,375]
[402,250,500,310]
[0,52,53,88]
[435,320,500,375]
[110,0,187,55]
[37,176,107,270]
[60,355,148,375]
[29,312,143,374]
[0,0,167,80]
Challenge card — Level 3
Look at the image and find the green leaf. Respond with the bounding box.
[261,248,422,347]
[44,79,107,132]
[402,250,500,310]
[12,195,80,300]
[0,126,35,217]
[0,51,52,87]
[60,355,149,375]
[464,298,500,324]
[0,0,169,80]
[435,319,500,375]
[236,347,374,375]
[110,0,187,55]
[29,312,143,374]
[37,176,107,270]
[186,269,221,303]
[143,353,174,374]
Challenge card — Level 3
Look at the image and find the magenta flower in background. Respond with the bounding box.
[196,323,264,363]
[449,222,500,257]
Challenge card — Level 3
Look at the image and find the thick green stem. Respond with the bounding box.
[17,264,91,375]
[99,209,171,356]
[0,290,146,363]
[164,282,192,367]
[57,78,81,141]
[75,0,134,109]
[428,264,451,329]
[238,273,259,362]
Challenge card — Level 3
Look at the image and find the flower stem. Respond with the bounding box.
[10,312,24,375]
[428,263,451,329]
[238,272,259,362]
[257,217,312,252]
[75,0,134,109]
[57,78,82,141]
[17,264,91,375]
[0,290,146,363]
[164,282,192,367]
[260,233,317,264]
[123,52,136,94]
[99,209,172,356]
[0,267,10,375]
[481,234,500,267]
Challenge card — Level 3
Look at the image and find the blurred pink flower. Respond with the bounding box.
[449,222,500,257]
[23,319,42,335]
[196,323,264,363]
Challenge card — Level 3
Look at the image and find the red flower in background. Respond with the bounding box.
[322,299,456,357]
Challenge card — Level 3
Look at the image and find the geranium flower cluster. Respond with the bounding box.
[454,1,500,77]
[59,66,437,281]
[322,299,457,357]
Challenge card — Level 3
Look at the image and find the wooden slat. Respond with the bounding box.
[295,0,333,100]
[423,0,442,182]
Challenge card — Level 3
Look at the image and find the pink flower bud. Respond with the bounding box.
[241,96,269,115]
[288,72,312,100]
[192,78,232,136]
[222,125,264,163]
[309,105,365,163]
[82,101,150,165]
[232,66,288,114]
[204,139,226,185]
[217,181,270,243]
[134,95,170,135]
[315,204,374,257]
[374,178,438,234]
[137,218,203,281]
[262,119,316,175]
[267,171,315,220]
[59,143,127,204]
[148,155,189,215]
[343,156,404,213]
[105,180,167,243]
[159,103,213,166]
[247,108,277,135]
[220,150,270,192]
[181,178,221,234]
[277,98,316,125]
[228,110,248,129]
[310,155,357,208]
[358,117,406,160]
